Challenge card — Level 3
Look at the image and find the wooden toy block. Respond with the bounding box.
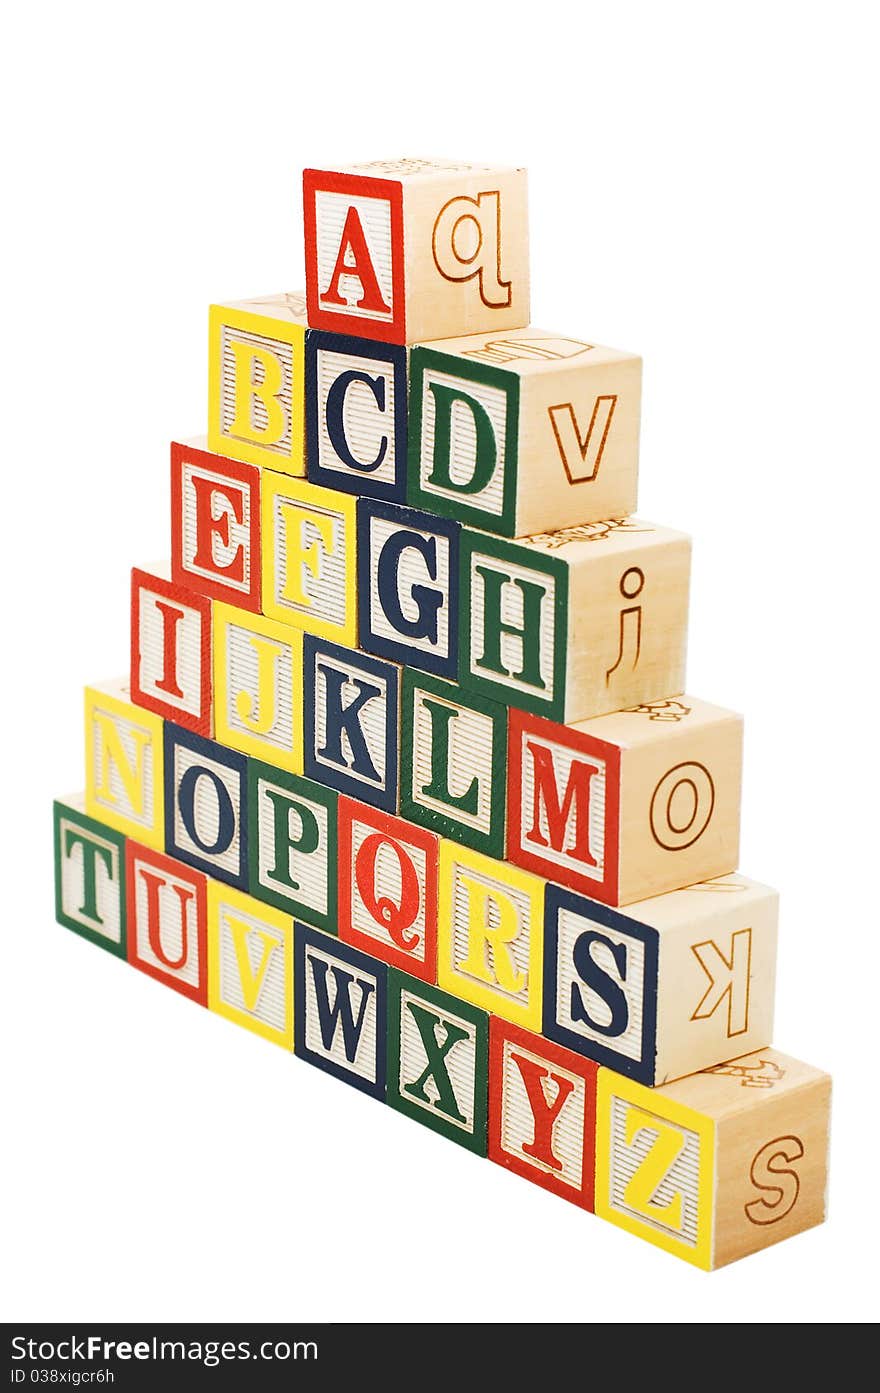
[247,760,337,934]
[207,293,307,473]
[387,969,488,1154]
[508,695,743,906]
[170,438,261,613]
[260,470,357,645]
[400,669,507,859]
[53,794,126,958]
[595,1047,831,1269]
[305,330,407,501]
[294,922,387,1099]
[207,880,294,1050]
[85,678,165,850]
[303,635,400,813]
[488,1018,598,1210]
[408,330,641,538]
[357,499,459,678]
[437,840,544,1031]
[163,723,248,889]
[303,159,529,345]
[338,798,438,983]
[213,601,304,774]
[544,874,778,1086]
[126,841,207,1005]
[459,519,691,723]
[130,564,212,737]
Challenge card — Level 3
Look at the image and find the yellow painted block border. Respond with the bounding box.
[261,471,358,645]
[213,602,304,773]
[595,1068,715,1270]
[207,303,306,474]
[207,881,294,1050]
[437,839,544,1031]
[84,682,164,850]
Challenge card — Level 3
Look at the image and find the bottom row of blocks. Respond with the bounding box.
[54,794,830,1270]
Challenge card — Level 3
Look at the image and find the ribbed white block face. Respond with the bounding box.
[409,688,495,837]
[498,1037,587,1190]
[219,324,294,457]
[554,905,646,1064]
[136,584,204,717]
[347,817,428,966]
[171,745,242,877]
[88,707,157,832]
[516,731,608,881]
[398,988,477,1132]
[467,549,557,702]
[180,460,253,595]
[216,900,289,1032]
[313,191,395,325]
[269,490,349,627]
[222,617,295,757]
[366,514,452,661]
[302,940,380,1083]
[607,1095,702,1248]
[58,817,122,944]
[315,347,399,488]
[254,775,330,918]
[130,852,201,987]
[449,860,533,1009]
[417,366,510,518]
[311,653,390,794]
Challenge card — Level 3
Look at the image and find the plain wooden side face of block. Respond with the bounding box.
[595,1048,831,1269]
[294,923,387,1099]
[130,564,212,737]
[163,723,248,889]
[213,601,304,774]
[408,330,641,538]
[207,881,294,1050]
[247,760,337,934]
[170,439,262,612]
[303,636,400,813]
[508,695,743,906]
[261,470,357,645]
[126,840,207,1004]
[207,295,307,474]
[53,795,127,957]
[303,159,529,345]
[305,330,407,501]
[85,678,165,850]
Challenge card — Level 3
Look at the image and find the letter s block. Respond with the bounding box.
[409,330,641,538]
[53,794,127,958]
[171,439,261,613]
[306,331,407,501]
[595,1048,831,1268]
[509,695,742,906]
[126,841,207,1005]
[303,159,529,345]
[85,678,165,850]
[208,294,307,473]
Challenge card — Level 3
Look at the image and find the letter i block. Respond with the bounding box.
[294,923,387,1099]
[53,795,126,958]
[208,293,307,474]
[164,724,248,889]
[247,761,337,934]
[387,970,488,1155]
[260,471,357,645]
[357,500,459,678]
[305,331,407,501]
[125,842,207,1005]
[408,330,641,538]
[213,602,304,774]
[460,520,691,723]
[303,159,529,345]
[85,678,165,850]
[508,695,743,906]
[130,565,212,737]
[171,438,261,613]
[207,881,294,1050]
[437,841,545,1031]
[544,875,778,1086]
[303,636,400,813]
[488,1019,598,1211]
[595,1048,831,1269]
[338,798,438,983]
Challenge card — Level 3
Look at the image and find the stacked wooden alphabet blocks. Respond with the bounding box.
[53,157,831,1269]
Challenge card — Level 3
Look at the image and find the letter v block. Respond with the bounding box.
[261,471,357,645]
[208,882,294,1050]
[126,841,207,1005]
[303,637,400,812]
[213,602,304,774]
[208,293,307,473]
[295,924,387,1099]
[131,564,212,737]
[53,794,126,958]
[85,678,165,850]
[247,761,337,935]
[595,1048,831,1268]
[171,439,261,613]
[306,331,407,501]
[164,725,248,889]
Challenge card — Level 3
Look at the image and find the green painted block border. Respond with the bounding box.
[246,760,338,933]
[52,798,127,959]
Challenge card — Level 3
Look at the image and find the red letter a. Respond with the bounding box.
[320,205,391,314]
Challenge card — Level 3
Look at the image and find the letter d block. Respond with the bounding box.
[164,725,248,889]
[208,882,294,1050]
[53,794,126,958]
[85,678,164,850]
[126,841,207,1005]
[595,1048,831,1268]
[303,159,529,345]
[306,331,407,501]
[247,761,337,935]
[213,602,304,774]
[261,471,357,645]
[208,294,307,473]
[171,439,261,613]
[131,565,212,737]
[295,924,387,1100]
[303,637,400,813]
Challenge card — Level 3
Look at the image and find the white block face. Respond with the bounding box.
[398,988,478,1132]
[302,940,380,1083]
[467,549,557,702]
[172,745,242,878]
[498,1037,587,1191]
[607,1094,702,1248]
[515,730,608,884]
[554,905,647,1065]
[130,853,201,989]
[409,688,495,838]
[136,584,204,718]
[314,190,395,325]
[311,653,390,794]
[89,708,157,833]
[222,617,295,758]
[367,514,452,661]
[255,775,330,919]
[181,460,253,595]
[348,818,428,967]
[450,860,533,1010]
[270,489,349,627]
[216,898,289,1032]
[315,347,399,488]
[219,323,294,458]
[417,365,510,519]
[58,817,122,945]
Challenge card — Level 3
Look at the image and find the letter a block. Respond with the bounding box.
[247,761,337,934]
[85,678,165,850]
[208,294,307,474]
[171,439,261,613]
[53,795,126,958]
[544,874,778,1085]
[595,1048,831,1268]
[131,564,212,737]
[460,520,691,723]
[306,331,407,501]
[295,924,387,1099]
[303,637,400,812]
[508,695,743,906]
[207,882,294,1050]
[303,158,529,345]
[126,841,207,1005]
[164,724,248,889]
[213,602,304,774]
[408,330,641,538]
[260,471,357,645]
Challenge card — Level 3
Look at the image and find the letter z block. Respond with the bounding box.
[126,841,207,1005]
[306,331,407,500]
[208,293,307,473]
[409,330,641,537]
[53,794,126,958]
[303,636,400,812]
[595,1048,831,1268]
[508,695,742,906]
[208,881,294,1050]
[164,724,248,889]
[294,923,387,1099]
[213,602,304,773]
[261,470,357,644]
[131,564,212,737]
[170,438,261,612]
[247,761,337,934]
[303,158,529,345]
[85,678,164,850]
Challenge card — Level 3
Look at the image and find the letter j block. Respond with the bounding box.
[85,678,164,850]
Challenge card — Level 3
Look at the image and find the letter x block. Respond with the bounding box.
[294,923,387,1099]
[303,158,529,345]
[126,841,207,1005]
[459,520,691,724]
[306,331,407,501]
[303,636,400,813]
[170,438,261,613]
[261,470,357,645]
[85,678,164,850]
[408,329,641,538]
[208,881,294,1050]
[508,695,743,906]
[595,1048,831,1268]
[53,794,126,958]
[247,760,337,934]
[130,564,212,737]
[208,293,307,473]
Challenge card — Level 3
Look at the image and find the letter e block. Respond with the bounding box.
[85,678,164,850]
[247,760,337,934]
[261,471,357,644]
[53,794,126,958]
[164,724,248,889]
[126,841,207,1005]
[294,923,387,1099]
[208,881,294,1050]
[171,439,261,613]
[303,637,400,812]
[213,602,304,773]
[208,294,307,473]
[306,331,407,501]
[131,564,212,737]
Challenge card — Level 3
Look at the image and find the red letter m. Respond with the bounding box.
[526,741,600,867]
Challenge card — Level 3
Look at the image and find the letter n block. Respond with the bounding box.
[595,1048,831,1268]
[303,159,529,345]
[130,565,212,737]
[294,924,387,1099]
[261,470,357,644]
[85,678,164,850]
[488,1019,597,1211]
[387,971,488,1155]
[126,841,207,1005]
[508,695,742,906]
[303,637,399,812]
[53,795,126,958]
[208,294,307,473]
[208,882,294,1050]
[247,761,337,934]
[170,439,261,612]
[164,724,248,889]
[213,602,304,774]
[306,331,407,501]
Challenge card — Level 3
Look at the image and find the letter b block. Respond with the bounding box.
[208,294,307,473]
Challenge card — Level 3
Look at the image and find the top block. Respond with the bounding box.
[303,158,529,345]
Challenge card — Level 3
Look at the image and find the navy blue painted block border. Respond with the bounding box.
[163,723,249,889]
[302,635,399,813]
[305,329,408,502]
[294,922,388,1101]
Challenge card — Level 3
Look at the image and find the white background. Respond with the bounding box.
[2,0,876,1325]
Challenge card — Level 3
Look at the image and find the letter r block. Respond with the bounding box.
[261,470,357,645]
[126,841,207,1005]
[130,564,212,737]
[595,1048,831,1268]
[303,159,529,345]
[85,678,165,850]
[170,439,261,613]
[207,881,294,1050]
[306,331,407,501]
[208,294,307,473]
[294,923,387,1100]
[53,794,127,958]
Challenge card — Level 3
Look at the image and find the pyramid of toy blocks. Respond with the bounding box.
[53,157,831,1269]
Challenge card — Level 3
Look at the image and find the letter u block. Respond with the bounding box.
[208,881,294,1050]
[408,329,641,538]
[595,1048,831,1268]
[126,841,207,1005]
[294,923,387,1099]
[131,564,212,737]
[508,695,743,906]
[306,331,407,501]
[213,602,304,774]
[53,794,127,958]
[260,471,357,644]
[85,678,165,850]
[544,874,778,1086]
[164,724,248,889]
[459,520,691,724]
[171,438,261,613]
[303,159,529,345]
[208,293,307,473]
[303,636,400,813]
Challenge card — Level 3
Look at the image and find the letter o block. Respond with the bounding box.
[163,724,248,889]
[208,294,307,474]
[306,331,407,501]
